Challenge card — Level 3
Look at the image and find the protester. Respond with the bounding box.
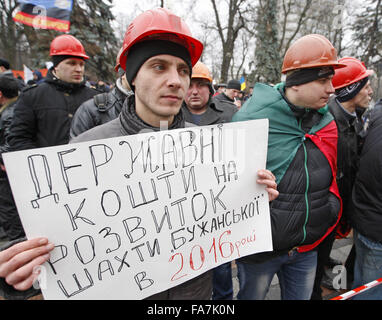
[232,34,344,300]
[32,70,44,84]
[311,57,374,299]
[70,48,133,138]
[0,77,25,241]
[348,99,382,299]
[182,61,237,126]
[213,79,241,109]
[4,34,97,153]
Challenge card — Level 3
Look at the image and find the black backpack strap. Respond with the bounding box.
[93,92,109,112]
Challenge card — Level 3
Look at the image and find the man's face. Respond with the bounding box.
[293,76,335,109]
[352,80,373,109]
[54,58,85,84]
[225,88,240,100]
[133,54,190,126]
[185,78,210,114]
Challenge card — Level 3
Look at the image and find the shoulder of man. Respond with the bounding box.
[70,117,122,143]
[20,83,38,93]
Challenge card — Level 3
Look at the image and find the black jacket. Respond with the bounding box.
[328,98,365,229]
[6,68,97,152]
[350,105,382,243]
[181,99,237,126]
[70,78,132,139]
[0,98,25,241]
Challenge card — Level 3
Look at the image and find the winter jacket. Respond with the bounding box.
[232,83,342,263]
[181,99,237,126]
[0,98,18,167]
[212,92,238,111]
[328,97,365,237]
[5,68,97,153]
[350,106,382,243]
[71,95,212,300]
[70,77,132,139]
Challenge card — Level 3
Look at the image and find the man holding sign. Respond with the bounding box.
[0,8,278,300]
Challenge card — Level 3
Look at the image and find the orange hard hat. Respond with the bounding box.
[332,57,374,90]
[192,61,213,82]
[282,34,345,74]
[119,8,203,71]
[50,34,89,60]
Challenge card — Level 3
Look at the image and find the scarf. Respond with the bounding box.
[119,95,186,135]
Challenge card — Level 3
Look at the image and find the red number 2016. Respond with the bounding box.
[169,230,233,282]
[169,245,206,282]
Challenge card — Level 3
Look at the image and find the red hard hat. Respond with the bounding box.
[119,8,203,71]
[282,34,346,73]
[50,34,89,60]
[332,57,374,90]
[114,47,124,72]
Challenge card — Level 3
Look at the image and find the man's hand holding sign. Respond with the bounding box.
[0,120,277,299]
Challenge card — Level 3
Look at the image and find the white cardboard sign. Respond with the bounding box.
[3,119,272,300]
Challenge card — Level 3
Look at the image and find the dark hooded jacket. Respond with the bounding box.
[350,104,382,243]
[328,97,366,236]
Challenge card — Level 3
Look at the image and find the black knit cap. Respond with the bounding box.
[285,66,335,87]
[52,55,86,67]
[335,77,369,103]
[124,39,192,90]
[227,79,241,91]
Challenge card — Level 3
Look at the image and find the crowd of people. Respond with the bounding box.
[0,7,381,301]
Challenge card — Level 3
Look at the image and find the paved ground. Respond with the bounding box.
[231,236,354,300]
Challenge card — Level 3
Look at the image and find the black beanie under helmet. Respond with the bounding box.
[124,39,192,90]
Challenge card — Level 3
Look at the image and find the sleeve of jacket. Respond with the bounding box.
[70,98,99,140]
[0,107,15,164]
[6,92,38,152]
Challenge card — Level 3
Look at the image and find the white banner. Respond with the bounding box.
[23,64,34,84]
[3,119,272,300]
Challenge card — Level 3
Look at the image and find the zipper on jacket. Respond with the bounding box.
[298,116,309,245]
[300,140,309,244]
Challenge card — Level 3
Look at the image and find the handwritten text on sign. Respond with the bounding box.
[4,119,272,299]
